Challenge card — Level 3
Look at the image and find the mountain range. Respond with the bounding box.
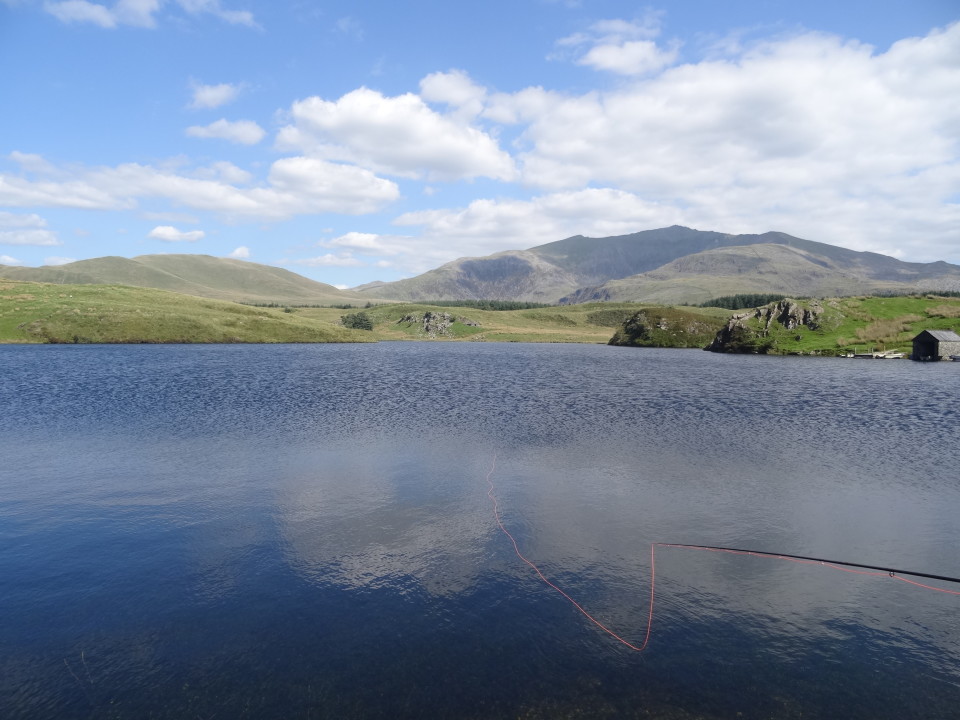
[354,226,960,304]
[3,227,959,306]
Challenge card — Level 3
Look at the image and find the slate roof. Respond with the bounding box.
[913,329,960,342]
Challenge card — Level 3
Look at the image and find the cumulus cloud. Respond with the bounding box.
[553,13,679,75]
[191,161,252,185]
[0,154,400,220]
[189,81,242,109]
[276,87,516,181]
[578,40,680,75]
[420,69,487,120]
[186,119,266,145]
[148,225,205,242]
[44,0,255,28]
[0,254,23,265]
[319,231,408,256]
[227,246,249,258]
[0,212,61,246]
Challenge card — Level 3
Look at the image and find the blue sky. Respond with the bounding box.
[1,0,958,289]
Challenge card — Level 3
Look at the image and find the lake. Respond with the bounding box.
[1,342,958,719]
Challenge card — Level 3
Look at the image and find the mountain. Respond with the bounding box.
[0,254,366,305]
[355,226,960,304]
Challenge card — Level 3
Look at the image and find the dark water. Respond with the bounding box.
[1,343,958,719]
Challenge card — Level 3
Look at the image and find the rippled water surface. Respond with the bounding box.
[2,343,959,719]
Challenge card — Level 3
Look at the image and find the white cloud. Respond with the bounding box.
[0,229,62,246]
[44,256,77,265]
[553,13,678,74]
[227,246,249,258]
[191,161,253,185]
[8,151,59,175]
[148,225,205,242]
[277,87,516,181]
[0,212,61,246]
[0,154,400,220]
[289,253,363,267]
[0,173,127,209]
[0,211,47,228]
[189,81,242,110]
[176,0,255,26]
[319,231,407,256]
[44,0,121,28]
[264,156,400,216]
[419,69,487,119]
[0,255,23,265]
[186,119,266,145]
[44,0,256,28]
[578,40,679,75]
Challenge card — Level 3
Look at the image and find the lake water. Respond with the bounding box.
[2,342,959,719]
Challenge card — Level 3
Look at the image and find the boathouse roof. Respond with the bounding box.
[913,329,960,342]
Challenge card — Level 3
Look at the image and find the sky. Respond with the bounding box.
[1,1,958,289]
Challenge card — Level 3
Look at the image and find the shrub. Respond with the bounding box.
[341,311,374,330]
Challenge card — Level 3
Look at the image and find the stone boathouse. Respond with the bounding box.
[911,329,960,361]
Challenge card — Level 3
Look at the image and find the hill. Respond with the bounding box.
[0,254,366,306]
[0,280,371,344]
[354,227,960,305]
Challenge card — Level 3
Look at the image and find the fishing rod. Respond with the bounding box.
[659,543,960,585]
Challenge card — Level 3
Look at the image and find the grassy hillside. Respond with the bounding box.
[0,254,367,305]
[707,295,960,355]
[0,281,371,344]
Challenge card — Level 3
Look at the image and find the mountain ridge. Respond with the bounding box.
[354,227,960,304]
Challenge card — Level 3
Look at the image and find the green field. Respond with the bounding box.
[0,281,371,344]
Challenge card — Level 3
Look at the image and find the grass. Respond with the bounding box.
[0,281,372,344]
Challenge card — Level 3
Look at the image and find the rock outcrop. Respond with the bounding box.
[706,299,822,353]
[397,311,479,338]
[608,308,726,348]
